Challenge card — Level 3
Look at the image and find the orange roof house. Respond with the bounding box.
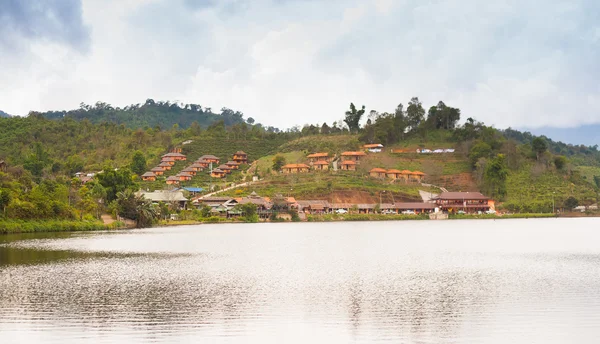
[151,167,165,175]
[408,171,426,182]
[161,156,176,165]
[181,167,197,176]
[158,162,173,170]
[340,160,357,171]
[232,151,248,164]
[341,151,367,162]
[225,161,240,169]
[199,155,220,164]
[307,152,332,163]
[162,152,187,161]
[211,168,227,178]
[189,163,205,171]
[386,169,402,179]
[176,172,193,181]
[166,176,179,185]
[141,172,156,181]
[282,163,310,174]
[313,160,329,171]
[218,164,234,174]
[369,167,387,178]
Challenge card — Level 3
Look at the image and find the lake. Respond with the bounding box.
[1,219,600,343]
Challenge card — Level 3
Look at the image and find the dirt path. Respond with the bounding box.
[101,214,115,225]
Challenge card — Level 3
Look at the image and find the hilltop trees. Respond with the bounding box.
[532,137,548,160]
[344,103,366,133]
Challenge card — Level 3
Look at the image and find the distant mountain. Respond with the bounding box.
[0,110,11,118]
[521,125,600,147]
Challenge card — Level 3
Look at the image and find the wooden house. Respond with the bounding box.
[218,164,234,174]
[141,172,156,181]
[158,162,173,170]
[307,153,331,163]
[161,152,187,161]
[313,161,329,171]
[225,161,240,169]
[369,168,387,178]
[166,176,179,185]
[195,159,210,168]
[232,151,248,164]
[161,156,176,165]
[211,168,227,178]
[340,151,367,162]
[151,167,165,175]
[176,172,193,181]
[409,171,426,182]
[386,169,402,179]
[189,163,204,172]
[199,155,220,164]
[340,160,356,171]
[433,192,490,214]
[181,167,197,176]
[282,164,310,174]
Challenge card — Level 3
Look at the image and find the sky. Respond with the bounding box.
[1,0,600,130]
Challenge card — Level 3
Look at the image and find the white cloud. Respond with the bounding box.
[0,0,599,131]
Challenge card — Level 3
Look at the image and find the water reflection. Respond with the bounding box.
[1,219,600,343]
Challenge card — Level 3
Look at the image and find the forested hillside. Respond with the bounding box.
[38,99,270,130]
[0,110,10,118]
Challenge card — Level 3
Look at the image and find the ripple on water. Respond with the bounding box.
[1,220,600,343]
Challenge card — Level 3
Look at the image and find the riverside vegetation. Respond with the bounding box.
[1,98,599,233]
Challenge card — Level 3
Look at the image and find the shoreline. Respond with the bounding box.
[1,213,598,235]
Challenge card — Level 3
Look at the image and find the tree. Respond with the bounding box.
[237,203,258,222]
[553,155,567,170]
[564,196,579,211]
[343,103,366,133]
[0,188,11,217]
[130,151,147,176]
[321,122,331,135]
[272,155,286,172]
[96,168,136,203]
[406,97,425,132]
[484,154,509,199]
[469,142,492,167]
[115,189,157,227]
[246,117,255,125]
[532,137,548,161]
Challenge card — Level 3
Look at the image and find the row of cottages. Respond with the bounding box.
[433,192,492,214]
[369,168,426,182]
[297,200,437,215]
[142,149,188,181]
[192,192,297,219]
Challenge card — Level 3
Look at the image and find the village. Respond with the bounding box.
[117,143,496,221]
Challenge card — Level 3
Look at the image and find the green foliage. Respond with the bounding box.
[272,155,286,172]
[564,196,579,210]
[344,103,366,133]
[238,203,258,223]
[553,155,567,170]
[483,154,509,200]
[532,137,548,160]
[130,151,147,175]
[0,219,106,234]
[41,100,251,130]
[115,189,158,228]
[469,141,492,167]
[96,168,137,203]
[594,175,600,189]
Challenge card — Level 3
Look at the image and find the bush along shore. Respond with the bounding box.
[0,220,125,235]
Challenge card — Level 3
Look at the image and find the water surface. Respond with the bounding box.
[1,219,600,343]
